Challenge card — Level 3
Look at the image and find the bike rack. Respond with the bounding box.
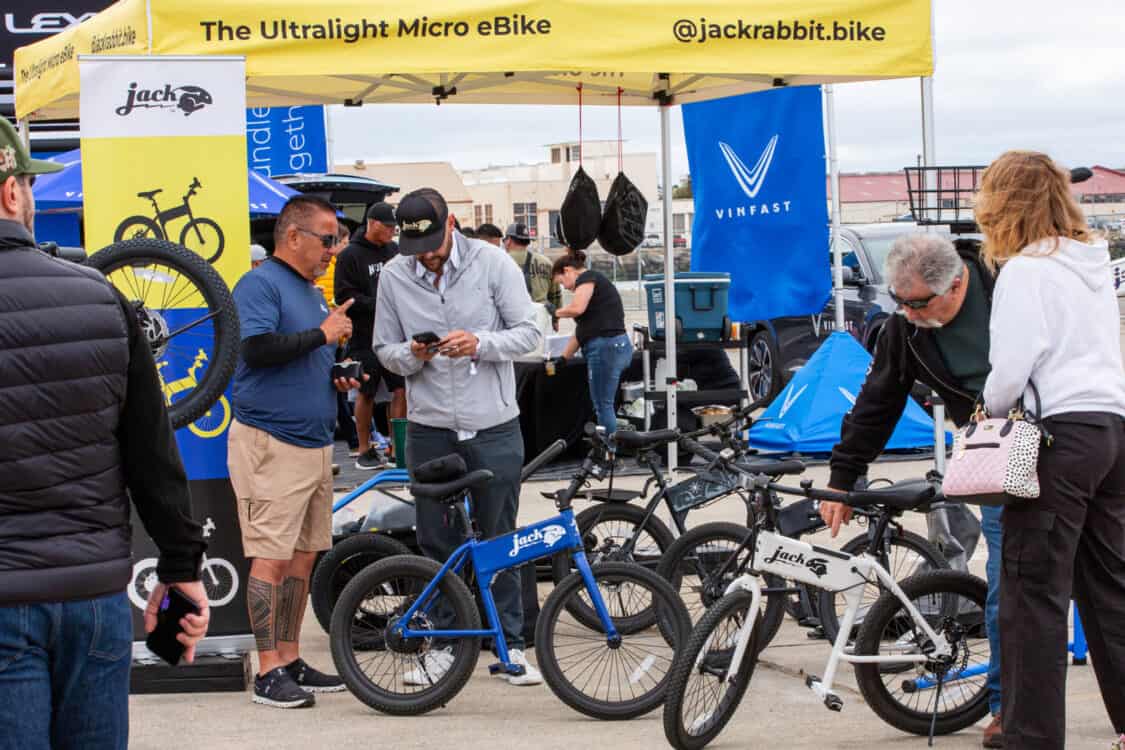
[332,468,411,513]
[905,604,1088,692]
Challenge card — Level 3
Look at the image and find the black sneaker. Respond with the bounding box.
[285,658,346,693]
[355,447,388,471]
[253,667,315,708]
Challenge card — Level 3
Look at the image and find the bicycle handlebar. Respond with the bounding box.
[520,439,566,483]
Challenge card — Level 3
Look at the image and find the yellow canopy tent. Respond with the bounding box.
[14,0,934,466]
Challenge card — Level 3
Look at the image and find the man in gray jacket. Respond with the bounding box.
[375,188,542,686]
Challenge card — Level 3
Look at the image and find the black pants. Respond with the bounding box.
[1000,412,1125,748]
[406,418,525,649]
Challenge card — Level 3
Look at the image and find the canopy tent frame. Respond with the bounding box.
[14,0,936,469]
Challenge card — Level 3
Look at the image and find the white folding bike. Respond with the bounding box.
[663,439,989,750]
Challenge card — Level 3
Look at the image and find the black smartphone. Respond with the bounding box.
[331,361,363,381]
[145,587,202,666]
[412,331,441,352]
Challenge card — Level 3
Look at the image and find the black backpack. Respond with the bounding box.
[598,172,648,256]
[557,166,601,251]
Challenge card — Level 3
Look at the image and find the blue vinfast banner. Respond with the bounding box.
[683,85,830,322]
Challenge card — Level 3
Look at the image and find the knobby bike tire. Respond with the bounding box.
[817,529,948,644]
[86,238,239,430]
[656,521,786,649]
[311,533,414,634]
[536,562,691,720]
[550,502,675,633]
[662,589,764,750]
[330,554,481,716]
[852,570,990,736]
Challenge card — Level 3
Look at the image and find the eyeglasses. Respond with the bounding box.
[888,288,940,310]
[889,274,960,311]
[295,226,337,250]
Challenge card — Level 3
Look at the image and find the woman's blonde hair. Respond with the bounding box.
[975,150,1090,270]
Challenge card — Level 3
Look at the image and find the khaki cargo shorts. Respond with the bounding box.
[228,420,333,560]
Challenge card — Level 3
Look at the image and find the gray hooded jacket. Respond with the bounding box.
[375,232,541,432]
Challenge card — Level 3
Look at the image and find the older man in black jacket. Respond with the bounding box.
[822,231,1002,747]
[0,118,208,750]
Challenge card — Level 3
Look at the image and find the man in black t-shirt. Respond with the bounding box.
[335,202,403,469]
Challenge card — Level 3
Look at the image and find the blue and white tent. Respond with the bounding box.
[748,332,948,455]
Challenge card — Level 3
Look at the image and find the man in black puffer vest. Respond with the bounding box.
[0,118,208,750]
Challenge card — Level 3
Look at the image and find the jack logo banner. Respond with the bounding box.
[80,56,250,480]
[683,85,830,322]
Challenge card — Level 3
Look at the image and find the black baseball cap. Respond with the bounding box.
[365,201,396,226]
[505,222,531,243]
[476,223,503,240]
[395,188,448,256]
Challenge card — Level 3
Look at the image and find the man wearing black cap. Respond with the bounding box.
[375,188,542,686]
[335,201,402,470]
[504,222,561,314]
[0,118,209,740]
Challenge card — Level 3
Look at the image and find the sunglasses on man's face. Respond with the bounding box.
[295,226,337,250]
[888,288,940,310]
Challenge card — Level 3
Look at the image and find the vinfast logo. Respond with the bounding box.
[508,524,567,558]
[115,83,214,117]
[719,135,778,199]
[712,134,793,222]
[4,12,96,34]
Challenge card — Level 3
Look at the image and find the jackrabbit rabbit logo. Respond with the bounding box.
[116,82,213,117]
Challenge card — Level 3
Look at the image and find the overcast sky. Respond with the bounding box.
[330,0,1125,181]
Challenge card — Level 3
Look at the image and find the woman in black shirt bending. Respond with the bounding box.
[552,251,633,433]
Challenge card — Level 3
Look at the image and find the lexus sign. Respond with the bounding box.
[1,2,110,71]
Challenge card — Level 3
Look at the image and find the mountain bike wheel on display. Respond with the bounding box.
[852,570,990,737]
[86,238,239,430]
[330,554,481,716]
[655,521,785,650]
[535,562,691,721]
[816,529,948,645]
[550,502,674,633]
[180,217,225,264]
[311,533,414,634]
[113,216,163,243]
[662,589,764,750]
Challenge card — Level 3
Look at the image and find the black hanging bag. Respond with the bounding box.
[557,166,601,251]
[598,172,648,256]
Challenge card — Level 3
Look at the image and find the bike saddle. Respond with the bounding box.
[613,429,679,451]
[414,453,467,483]
[137,189,163,200]
[410,470,494,503]
[736,456,806,476]
[844,479,936,511]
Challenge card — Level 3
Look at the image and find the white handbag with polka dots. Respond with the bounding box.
[943,384,1049,506]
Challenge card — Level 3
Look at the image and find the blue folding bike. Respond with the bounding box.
[329,428,691,719]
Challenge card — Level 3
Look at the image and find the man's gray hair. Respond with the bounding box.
[884,233,962,294]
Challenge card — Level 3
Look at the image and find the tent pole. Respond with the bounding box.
[16,118,31,152]
[825,85,844,331]
[323,106,335,171]
[659,103,678,471]
[920,77,937,222]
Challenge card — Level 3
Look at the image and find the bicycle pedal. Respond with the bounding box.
[824,694,843,712]
[804,674,820,689]
[488,661,526,677]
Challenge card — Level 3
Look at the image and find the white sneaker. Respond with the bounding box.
[403,648,455,686]
[504,649,543,686]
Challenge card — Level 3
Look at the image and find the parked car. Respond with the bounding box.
[642,234,663,248]
[275,173,399,226]
[744,222,961,405]
[672,234,688,248]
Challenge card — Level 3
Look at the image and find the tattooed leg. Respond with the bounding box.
[277,577,307,645]
[247,576,277,654]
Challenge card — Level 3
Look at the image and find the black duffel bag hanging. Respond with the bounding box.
[598,171,648,256]
[557,165,601,251]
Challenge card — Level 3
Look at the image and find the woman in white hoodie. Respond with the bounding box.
[977,150,1125,750]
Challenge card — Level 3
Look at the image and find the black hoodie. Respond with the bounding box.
[828,243,994,490]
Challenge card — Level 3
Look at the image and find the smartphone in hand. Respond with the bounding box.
[145,587,202,666]
[331,360,363,381]
[412,331,440,352]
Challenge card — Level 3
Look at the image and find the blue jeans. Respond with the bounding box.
[981,504,1003,716]
[583,334,633,433]
[0,592,132,750]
